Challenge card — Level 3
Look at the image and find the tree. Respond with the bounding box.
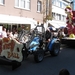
[42,0,52,23]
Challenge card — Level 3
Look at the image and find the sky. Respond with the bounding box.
[72,0,75,10]
[70,0,75,10]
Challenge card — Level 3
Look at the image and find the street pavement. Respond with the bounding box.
[0,46,75,75]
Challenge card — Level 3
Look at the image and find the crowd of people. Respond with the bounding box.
[2,26,18,39]
[1,25,67,40]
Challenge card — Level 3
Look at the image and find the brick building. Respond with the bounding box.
[0,0,46,30]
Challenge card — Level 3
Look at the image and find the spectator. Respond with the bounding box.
[13,31,18,38]
[9,30,14,38]
[7,30,13,39]
[2,27,7,38]
[6,29,10,36]
[59,68,70,75]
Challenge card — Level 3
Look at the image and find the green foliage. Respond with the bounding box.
[43,15,52,22]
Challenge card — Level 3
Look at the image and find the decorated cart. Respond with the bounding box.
[0,37,23,70]
[61,6,75,47]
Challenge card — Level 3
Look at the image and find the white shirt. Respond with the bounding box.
[2,31,7,38]
[10,32,14,38]
[13,34,18,38]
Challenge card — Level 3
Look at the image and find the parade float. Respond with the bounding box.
[61,6,75,47]
[0,26,23,70]
[0,37,23,70]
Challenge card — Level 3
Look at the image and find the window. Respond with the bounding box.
[15,0,31,10]
[55,13,61,20]
[25,0,31,9]
[0,0,5,5]
[56,0,59,6]
[37,1,42,12]
[56,0,61,7]
[62,3,67,9]
[64,16,66,21]
[62,15,64,21]
[15,0,19,7]
[52,0,56,5]
[60,2,62,8]
[56,14,59,20]
[59,14,61,20]
[52,12,55,20]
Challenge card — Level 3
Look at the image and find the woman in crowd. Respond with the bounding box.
[2,27,7,38]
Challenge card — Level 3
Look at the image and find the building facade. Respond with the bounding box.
[0,0,71,30]
[47,0,71,28]
[0,0,44,29]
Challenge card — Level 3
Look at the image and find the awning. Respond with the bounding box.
[48,21,60,28]
[0,14,37,29]
[48,20,66,28]
[0,14,37,25]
